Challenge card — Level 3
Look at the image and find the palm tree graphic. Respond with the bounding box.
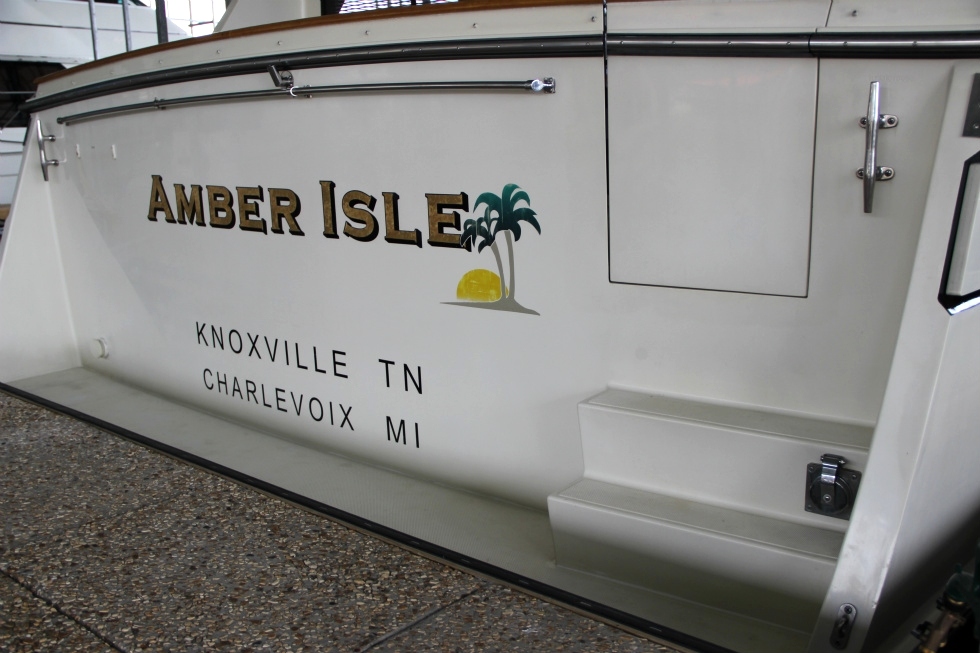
[452,183,541,315]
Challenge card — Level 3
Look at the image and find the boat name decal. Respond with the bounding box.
[148,175,544,316]
[147,174,466,248]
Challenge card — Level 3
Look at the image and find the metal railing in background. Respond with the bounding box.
[87,0,99,59]
[86,1,137,58]
[156,0,169,44]
[122,0,133,51]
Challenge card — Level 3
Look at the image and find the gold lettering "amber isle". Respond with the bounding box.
[147,175,467,249]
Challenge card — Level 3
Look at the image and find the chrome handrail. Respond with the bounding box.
[57,77,556,126]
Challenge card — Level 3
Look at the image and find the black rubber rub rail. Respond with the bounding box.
[607,30,980,58]
[21,35,600,114]
[22,30,980,116]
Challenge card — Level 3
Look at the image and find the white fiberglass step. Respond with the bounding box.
[579,389,873,529]
[549,478,844,631]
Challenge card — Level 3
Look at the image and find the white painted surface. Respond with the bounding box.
[36,4,604,97]
[12,50,929,513]
[1,128,26,206]
[825,0,980,30]
[809,63,980,653]
[0,0,187,65]
[1,0,166,31]
[217,0,318,32]
[1,23,165,62]
[607,0,831,32]
[549,478,839,631]
[947,163,980,297]
[551,388,863,631]
[0,178,16,207]
[0,126,80,380]
[577,389,869,528]
[13,56,608,508]
[608,56,816,296]
[862,307,980,650]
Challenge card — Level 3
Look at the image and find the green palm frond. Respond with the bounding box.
[489,184,539,242]
[463,184,540,304]
[503,184,530,211]
[511,207,540,237]
[460,218,478,250]
[474,192,502,218]
[462,205,501,253]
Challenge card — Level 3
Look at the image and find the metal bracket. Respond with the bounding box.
[805,454,862,520]
[35,119,61,182]
[858,114,898,129]
[855,167,894,181]
[830,603,857,649]
[855,81,898,213]
[267,65,294,90]
[525,77,555,93]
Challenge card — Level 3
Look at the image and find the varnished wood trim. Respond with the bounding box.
[37,0,599,85]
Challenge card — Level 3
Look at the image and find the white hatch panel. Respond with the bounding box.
[607,57,817,296]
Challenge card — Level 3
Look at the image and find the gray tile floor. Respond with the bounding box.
[0,391,681,653]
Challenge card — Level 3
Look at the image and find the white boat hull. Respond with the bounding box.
[3,3,980,651]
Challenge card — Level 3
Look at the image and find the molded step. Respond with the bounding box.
[578,389,872,529]
[549,478,844,631]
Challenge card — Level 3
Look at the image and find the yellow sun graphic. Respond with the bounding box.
[456,269,507,302]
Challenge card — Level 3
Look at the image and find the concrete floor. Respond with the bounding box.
[0,391,682,653]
